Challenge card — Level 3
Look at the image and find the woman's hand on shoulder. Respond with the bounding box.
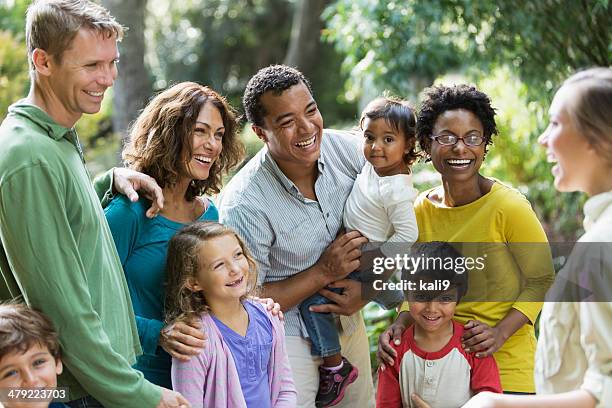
[160,319,206,361]
[376,311,410,368]
[462,320,507,358]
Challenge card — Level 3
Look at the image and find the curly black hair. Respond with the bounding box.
[243,64,313,127]
[416,84,497,158]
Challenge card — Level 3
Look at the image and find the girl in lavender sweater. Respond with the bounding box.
[165,221,297,408]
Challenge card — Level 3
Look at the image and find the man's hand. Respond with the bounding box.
[112,167,164,218]
[308,279,367,316]
[156,388,191,408]
[316,231,368,284]
[160,321,206,361]
[377,311,410,368]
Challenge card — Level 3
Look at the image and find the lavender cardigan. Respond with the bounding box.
[171,302,297,407]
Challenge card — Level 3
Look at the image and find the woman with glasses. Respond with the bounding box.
[376,84,554,400]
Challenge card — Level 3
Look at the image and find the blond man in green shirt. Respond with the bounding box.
[0,1,186,407]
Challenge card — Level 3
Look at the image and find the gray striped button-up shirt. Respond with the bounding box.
[219,129,365,337]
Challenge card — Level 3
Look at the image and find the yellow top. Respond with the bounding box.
[400,180,554,392]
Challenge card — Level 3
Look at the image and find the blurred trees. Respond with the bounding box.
[146,0,354,125]
[284,0,330,78]
[102,0,152,140]
[0,31,29,120]
[324,0,611,103]
[0,0,29,121]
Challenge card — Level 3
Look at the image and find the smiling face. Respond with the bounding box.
[253,82,324,172]
[538,85,598,194]
[0,344,63,408]
[189,234,251,304]
[185,102,224,181]
[41,28,119,127]
[362,117,410,176]
[408,288,458,334]
[429,109,486,183]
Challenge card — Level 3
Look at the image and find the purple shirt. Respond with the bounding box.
[212,302,273,408]
[171,301,297,408]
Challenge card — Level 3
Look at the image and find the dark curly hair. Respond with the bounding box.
[360,96,421,169]
[243,64,313,127]
[416,84,497,159]
[122,82,244,201]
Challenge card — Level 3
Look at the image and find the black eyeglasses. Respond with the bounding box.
[431,133,485,146]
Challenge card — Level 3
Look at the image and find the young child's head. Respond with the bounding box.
[0,303,63,408]
[359,96,419,176]
[165,221,259,323]
[402,242,468,333]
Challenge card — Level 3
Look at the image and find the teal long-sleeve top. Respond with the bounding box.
[104,194,219,388]
[0,102,162,407]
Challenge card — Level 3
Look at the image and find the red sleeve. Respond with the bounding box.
[376,342,406,408]
[469,354,503,394]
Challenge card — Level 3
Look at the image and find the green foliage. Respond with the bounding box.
[324,0,474,99]
[325,0,611,103]
[146,0,356,125]
[363,303,396,374]
[147,0,293,109]
[0,0,29,37]
[0,31,29,120]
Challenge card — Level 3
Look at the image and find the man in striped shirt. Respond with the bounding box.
[219,65,375,407]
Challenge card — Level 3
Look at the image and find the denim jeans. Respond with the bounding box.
[299,271,403,357]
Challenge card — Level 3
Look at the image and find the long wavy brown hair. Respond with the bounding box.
[122,82,244,200]
[165,222,259,324]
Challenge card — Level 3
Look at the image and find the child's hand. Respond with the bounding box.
[252,296,284,321]
[462,320,505,357]
[411,393,432,408]
[160,320,206,361]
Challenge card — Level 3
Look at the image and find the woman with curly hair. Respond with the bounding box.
[376,84,554,402]
[103,82,244,388]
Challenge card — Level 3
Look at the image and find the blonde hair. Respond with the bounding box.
[122,82,244,200]
[562,67,612,164]
[165,222,259,324]
[26,0,125,70]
